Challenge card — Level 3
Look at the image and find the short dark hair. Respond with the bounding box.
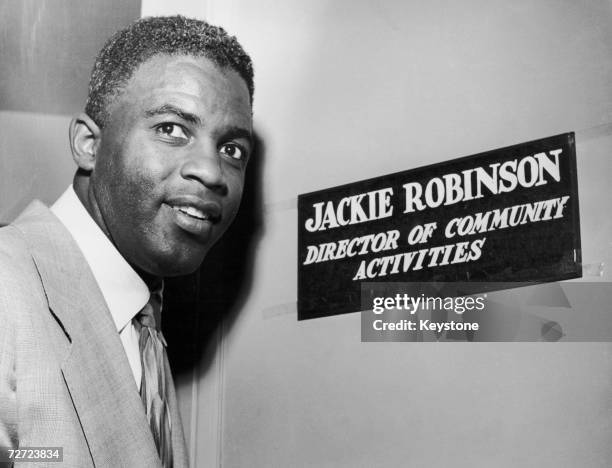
[85,15,254,127]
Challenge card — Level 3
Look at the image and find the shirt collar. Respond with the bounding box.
[51,186,150,333]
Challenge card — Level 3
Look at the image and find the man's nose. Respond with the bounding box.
[180,141,227,193]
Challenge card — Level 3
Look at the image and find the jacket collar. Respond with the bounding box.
[51,186,150,335]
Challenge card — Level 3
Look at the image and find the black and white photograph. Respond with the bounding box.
[1,1,611,467]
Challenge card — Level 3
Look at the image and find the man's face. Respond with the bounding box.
[89,54,252,277]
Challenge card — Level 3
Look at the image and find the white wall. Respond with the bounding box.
[141,1,612,466]
[214,2,612,467]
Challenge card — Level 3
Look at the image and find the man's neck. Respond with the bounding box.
[135,269,163,292]
[73,172,163,290]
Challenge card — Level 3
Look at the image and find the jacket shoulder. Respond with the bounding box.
[0,201,63,288]
[0,225,34,452]
[0,223,32,260]
[0,223,39,282]
[0,223,48,316]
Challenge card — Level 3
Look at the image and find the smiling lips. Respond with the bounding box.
[166,196,222,239]
[173,205,213,221]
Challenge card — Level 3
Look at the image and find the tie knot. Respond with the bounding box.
[136,286,163,331]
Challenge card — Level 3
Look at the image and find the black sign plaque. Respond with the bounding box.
[298,133,581,320]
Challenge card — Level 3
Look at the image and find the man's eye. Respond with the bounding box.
[219,143,245,161]
[156,123,189,141]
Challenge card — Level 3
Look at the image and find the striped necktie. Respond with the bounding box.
[134,286,173,468]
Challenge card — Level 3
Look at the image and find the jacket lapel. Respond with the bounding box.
[164,357,189,467]
[14,202,162,468]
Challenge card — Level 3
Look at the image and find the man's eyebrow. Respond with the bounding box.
[221,126,254,146]
[144,104,201,126]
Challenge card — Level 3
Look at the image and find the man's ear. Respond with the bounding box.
[69,113,101,171]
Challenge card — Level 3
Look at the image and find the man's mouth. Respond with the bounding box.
[166,196,222,222]
[172,205,211,221]
[165,196,222,239]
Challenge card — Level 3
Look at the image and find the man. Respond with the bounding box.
[0,16,254,467]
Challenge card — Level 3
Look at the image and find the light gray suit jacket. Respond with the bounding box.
[0,202,189,467]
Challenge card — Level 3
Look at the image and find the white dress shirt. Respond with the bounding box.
[51,186,149,389]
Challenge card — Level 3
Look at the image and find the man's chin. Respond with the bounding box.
[161,263,203,277]
[137,249,209,278]
[161,255,207,277]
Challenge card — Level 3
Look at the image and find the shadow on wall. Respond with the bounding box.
[164,133,265,378]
